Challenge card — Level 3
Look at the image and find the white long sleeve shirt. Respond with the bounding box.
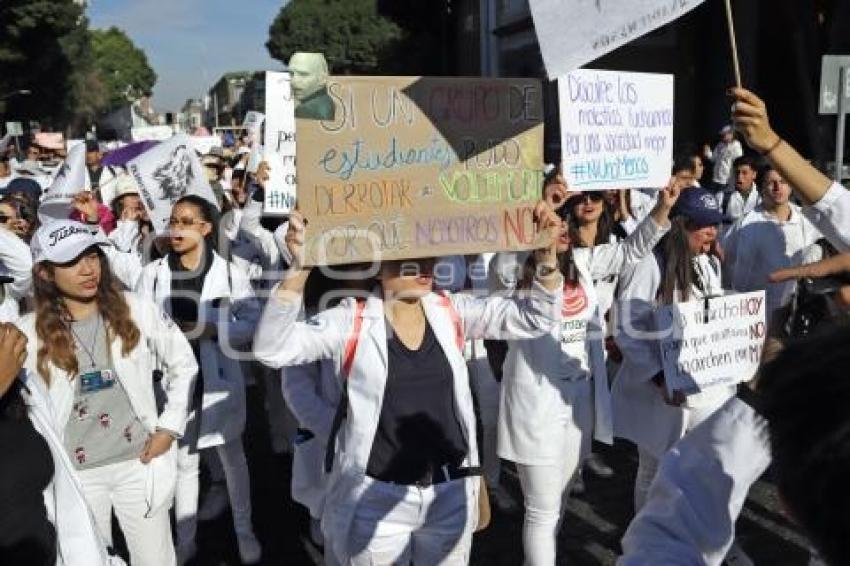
[723,204,823,322]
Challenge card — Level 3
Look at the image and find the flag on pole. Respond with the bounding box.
[38,143,90,222]
[126,134,219,234]
[529,0,707,78]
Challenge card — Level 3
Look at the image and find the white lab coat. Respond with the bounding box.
[253,284,563,561]
[803,182,850,252]
[220,200,281,289]
[497,216,669,462]
[709,140,743,186]
[722,185,761,227]
[16,292,198,519]
[136,252,260,450]
[284,360,340,518]
[21,371,114,565]
[723,204,823,321]
[618,395,771,566]
[0,225,32,321]
[612,252,735,458]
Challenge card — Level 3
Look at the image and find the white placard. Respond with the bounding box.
[131,125,174,142]
[657,291,766,396]
[529,0,706,78]
[5,122,23,136]
[263,71,296,215]
[559,69,673,191]
[38,143,90,222]
[190,135,220,156]
[127,134,219,234]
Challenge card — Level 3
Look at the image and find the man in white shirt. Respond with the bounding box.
[723,166,822,323]
[705,125,743,193]
[722,155,761,234]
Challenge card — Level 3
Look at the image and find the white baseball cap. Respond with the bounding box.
[31,220,103,264]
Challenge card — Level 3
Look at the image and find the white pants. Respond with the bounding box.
[634,403,718,512]
[78,458,176,566]
[515,379,593,566]
[347,476,473,565]
[174,437,255,547]
[468,356,502,487]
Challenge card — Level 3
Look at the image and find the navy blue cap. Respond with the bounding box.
[4,177,42,201]
[670,187,722,227]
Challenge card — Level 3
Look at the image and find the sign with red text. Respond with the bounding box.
[657,291,766,396]
[296,76,546,265]
[559,69,673,191]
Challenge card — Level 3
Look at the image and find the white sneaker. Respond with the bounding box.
[236,529,262,564]
[724,541,754,566]
[489,484,519,514]
[176,540,197,566]
[197,484,229,521]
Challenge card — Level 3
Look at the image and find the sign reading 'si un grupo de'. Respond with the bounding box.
[296,76,547,266]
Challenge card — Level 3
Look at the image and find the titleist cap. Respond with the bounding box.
[31,220,103,264]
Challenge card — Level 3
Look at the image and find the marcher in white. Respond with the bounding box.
[722,165,822,323]
[612,188,729,497]
[18,220,197,566]
[495,179,681,566]
[0,203,33,321]
[136,195,263,565]
[721,155,762,230]
[704,125,743,193]
[254,201,564,565]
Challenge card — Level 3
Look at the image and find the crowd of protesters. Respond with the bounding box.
[1,87,850,566]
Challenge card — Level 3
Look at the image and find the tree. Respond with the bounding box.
[90,27,157,109]
[266,0,402,73]
[0,0,86,129]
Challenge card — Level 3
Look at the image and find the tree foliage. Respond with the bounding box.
[266,0,403,73]
[0,0,155,134]
[91,27,157,108]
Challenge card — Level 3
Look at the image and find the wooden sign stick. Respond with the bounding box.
[724,0,743,87]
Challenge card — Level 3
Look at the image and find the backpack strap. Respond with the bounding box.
[437,291,465,351]
[324,298,366,473]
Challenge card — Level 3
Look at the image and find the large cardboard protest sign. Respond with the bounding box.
[657,291,766,396]
[529,0,706,78]
[559,69,673,191]
[127,134,219,234]
[296,76,546,265]
[39,143,90,222]
[263,72,297,215]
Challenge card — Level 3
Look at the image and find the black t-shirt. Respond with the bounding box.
[365,320,468,485]
[0,386,56,566]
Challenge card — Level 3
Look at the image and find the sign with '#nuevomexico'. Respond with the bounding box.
[296,76,546,265]
[559,69,673,191]
[657,291,766,396]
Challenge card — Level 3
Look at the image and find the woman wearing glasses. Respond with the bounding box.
[136,195,262,565]
[493,172,681,566]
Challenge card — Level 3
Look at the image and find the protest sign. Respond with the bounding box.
[127,134,219,234]
[263,71,297,215]
[657,291,766,396]
[529,0,706,78]
[295,76,546,266]
[559,69,673,191]
[38,143,90,222]
[131,126,174,142]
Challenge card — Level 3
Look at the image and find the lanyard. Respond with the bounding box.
[69,314,102,370]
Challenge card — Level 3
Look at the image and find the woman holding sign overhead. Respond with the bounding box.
[254,200,564,565]
[611,187,741,513]
[491,170,681,566]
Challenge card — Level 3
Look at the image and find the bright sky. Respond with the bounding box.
[88,0,289,111]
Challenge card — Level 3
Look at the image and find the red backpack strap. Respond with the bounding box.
[437,291,465,351]
[342,299,366,379]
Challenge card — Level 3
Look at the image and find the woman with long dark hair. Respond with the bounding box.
[136,195,262,564]
[493,175,681,566]
[17,220,197,566]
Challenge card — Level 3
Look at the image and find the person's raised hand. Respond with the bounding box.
[543,167,579,211]
[0,323,27,399]
[730,88,780,154]
[284,208,308,271]
[72,191,100,223]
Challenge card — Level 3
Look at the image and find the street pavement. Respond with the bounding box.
[180,386,814,565]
